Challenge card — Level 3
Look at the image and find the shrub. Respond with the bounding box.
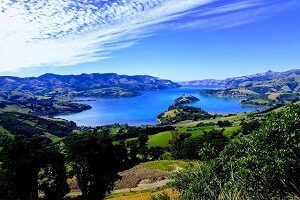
[169,104,300,199]
[217,104,300,198]
[149,192,171,200]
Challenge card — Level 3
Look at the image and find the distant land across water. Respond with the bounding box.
[55,86,258,126]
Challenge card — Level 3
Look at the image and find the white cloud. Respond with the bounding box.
[0,0,294,72]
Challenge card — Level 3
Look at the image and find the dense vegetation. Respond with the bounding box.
[158,106,211,125]
[153,104,300,199]
[0,131,130,200]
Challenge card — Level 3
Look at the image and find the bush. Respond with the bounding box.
[149,192,171,200]
[161,152,173,160]
[169,104,300,199]
[169,163,223,200]
[217,120,232,127]
[184,129,228,160]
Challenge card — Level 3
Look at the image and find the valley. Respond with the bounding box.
[0,70,299,200]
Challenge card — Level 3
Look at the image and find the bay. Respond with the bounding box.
[55,87,258,126]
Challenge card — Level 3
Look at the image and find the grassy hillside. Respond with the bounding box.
[201,72,300,107]
[0,112,76,139]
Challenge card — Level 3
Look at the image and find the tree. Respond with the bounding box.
[0,136,69,200]
[197,129,228,160]
[38,145,69,200]
[126,139,139,163]
[240,119,261,135]
[168,131,191,159]
[148,146,165,160]
[183,129,228,160]
[137,134,149,160]
[64,131,123,200]
[217,120,232,127]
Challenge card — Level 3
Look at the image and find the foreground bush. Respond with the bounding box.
[169,104,300,199]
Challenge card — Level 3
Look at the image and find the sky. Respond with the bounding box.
[0,0,300,81]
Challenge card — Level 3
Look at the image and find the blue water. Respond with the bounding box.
[55,87,258,126]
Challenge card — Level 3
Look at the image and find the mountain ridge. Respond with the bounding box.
[188,69,300,107]
[179,69,300,87]
[0,73,180,116]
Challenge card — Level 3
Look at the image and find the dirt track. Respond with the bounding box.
[114,165,169,190]
[66,165,170,198]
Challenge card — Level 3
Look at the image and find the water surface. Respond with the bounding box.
[55,87,258,126]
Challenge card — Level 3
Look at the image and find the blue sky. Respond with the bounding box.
[0,0,300,81]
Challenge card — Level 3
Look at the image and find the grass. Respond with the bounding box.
[0,126,14,138]
[174,113,248,128]
[55,96,72,102]
[267,93,281,100]
[0,105,31,114]
[162,109,178,118]
[141,160,189,172]
[110,127,121,135]
[106,188,177,200]
[23,120,36,127]
[44,133,62,143]
[148,131,172,147]
[177,126,219,138]
[223,126,241,137]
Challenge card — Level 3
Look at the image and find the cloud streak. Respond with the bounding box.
[0,0,295,72]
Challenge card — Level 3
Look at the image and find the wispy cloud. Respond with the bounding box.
[0,0,295,72]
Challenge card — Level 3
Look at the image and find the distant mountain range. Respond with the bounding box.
[0,73,180,97]
[0,73,180,116]
[180,69,300,87]
[181,69,300,107]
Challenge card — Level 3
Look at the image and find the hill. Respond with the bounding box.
[180,69,300,87]
[0,73,180,116]
[0,73,179,96]
[0,112,76,147]
[180,69,300,107]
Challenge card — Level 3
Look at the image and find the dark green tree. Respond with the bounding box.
[126,139,139,163]
[0,136,69,200]
[64,131,122,200]
[148,146,164,160]
[240,119,261,135]
[38,145,69,200]
[137,134,149,160]
[168,131,191,159]
[197,129,228,161]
